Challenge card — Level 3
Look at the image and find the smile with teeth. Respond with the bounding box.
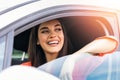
[48,41,59,45]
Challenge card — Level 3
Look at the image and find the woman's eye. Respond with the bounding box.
[41,30,49,33]
[55,28,62,32]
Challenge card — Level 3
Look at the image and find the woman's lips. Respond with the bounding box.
[47,41,59,46]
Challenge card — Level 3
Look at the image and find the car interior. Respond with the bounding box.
[11,16,114,65]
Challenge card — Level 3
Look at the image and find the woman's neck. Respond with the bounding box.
[45,52,58,62]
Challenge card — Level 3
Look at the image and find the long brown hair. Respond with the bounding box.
[28,19,73,67]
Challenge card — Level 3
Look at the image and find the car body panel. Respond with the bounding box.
[0,0,35,14]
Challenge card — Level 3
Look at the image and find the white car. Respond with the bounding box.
[0,0,120,80]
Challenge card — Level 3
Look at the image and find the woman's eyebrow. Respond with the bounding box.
[39,27,48,30]
[55,23,61,27]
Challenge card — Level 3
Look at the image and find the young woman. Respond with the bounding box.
[22,19,73,67]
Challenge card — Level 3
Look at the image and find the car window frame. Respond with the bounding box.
[0,35,6,71]
[2,31,14,70]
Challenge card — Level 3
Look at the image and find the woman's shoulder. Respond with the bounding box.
[21,61,31,66]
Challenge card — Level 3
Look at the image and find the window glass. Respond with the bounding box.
[0,36,6,71]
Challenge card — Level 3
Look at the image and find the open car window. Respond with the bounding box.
[12,15,115,65]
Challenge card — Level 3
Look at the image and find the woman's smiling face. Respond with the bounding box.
[37,19,64,56]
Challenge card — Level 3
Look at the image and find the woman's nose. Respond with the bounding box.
[49,31,57,38]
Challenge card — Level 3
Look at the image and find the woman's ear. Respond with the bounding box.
[37,40,40,45]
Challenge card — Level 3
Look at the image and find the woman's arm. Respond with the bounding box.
[75,36,119,56]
